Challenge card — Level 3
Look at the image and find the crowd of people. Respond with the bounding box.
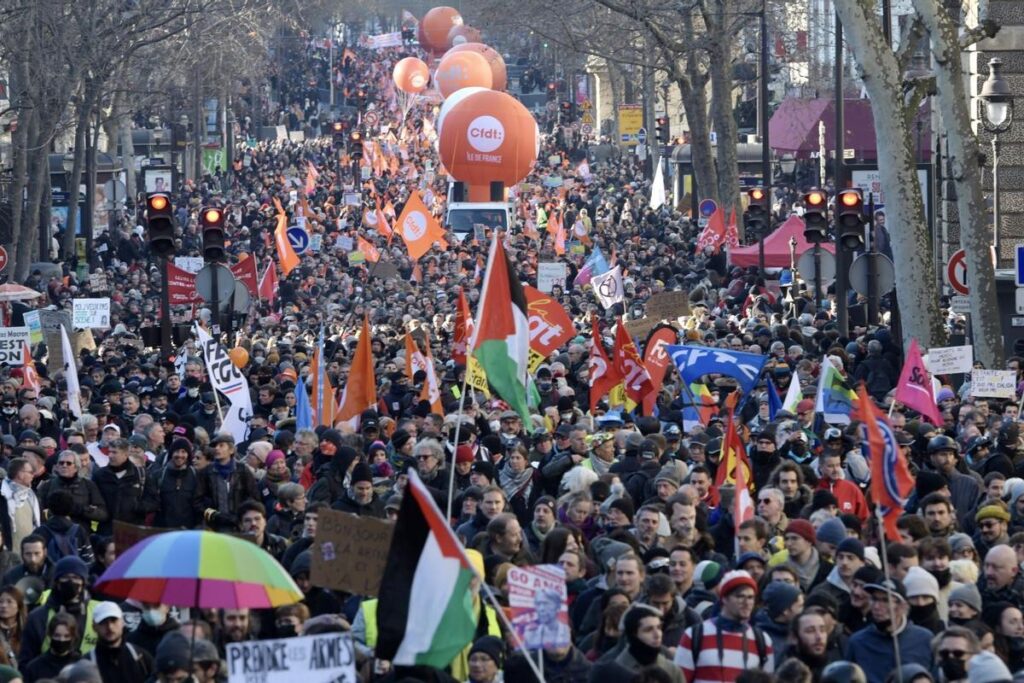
[0,15,1007,683]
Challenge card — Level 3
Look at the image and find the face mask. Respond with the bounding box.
[927,566,952,588]
[909,602,937,625]
[254,357,265,364]
[276,622,298,638]
[2,408,14,416]
[561,412,573,421]
[49,639,73,656]
[187,388,199,398]
[489,420,500,432]
[142,608,167,627]
[54,581,81,604]
[940,659,967,681]
[537,382,552,393]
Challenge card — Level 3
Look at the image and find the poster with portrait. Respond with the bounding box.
[144,168,173,194]
[508,565,570,649]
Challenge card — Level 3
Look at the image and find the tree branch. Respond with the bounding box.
[960,19,999,49]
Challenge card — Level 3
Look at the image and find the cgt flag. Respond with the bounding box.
[666,345,767,396]
[853,384,914,541]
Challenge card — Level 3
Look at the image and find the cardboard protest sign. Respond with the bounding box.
[22,311,43,346]
[226,633,356,683]
[72,298,111,329]
[38,309,72,335]
[926,345,973,375]
[536,263,567,293]
[0,328,30,365]
[508,565,570,649]
[644,290,691,321]
[971,369,1017,399]
[44,329,96,375]
[310,510,393,597]
[112,521,169,557]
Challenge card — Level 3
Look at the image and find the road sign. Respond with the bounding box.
[581,124,593,136]
[0,246,7,273]
[849,253,896,296]
[546,101,558,114]
[947,249,969,295]
[580,99,593,110]
[1015,245,1024,286]
[287,226,311,255]
[364,111,380,128]
[194,264,235,304]
[698,199,718,218]
[797,248,836,286]
[581,112,594,125]
[950,295,971,314]
[637,127,648,144]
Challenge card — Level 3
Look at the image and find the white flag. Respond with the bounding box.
[60,326,82,419]
[649,161,666,210]
[194,323,254,444]
[590,265,624,309]
[782,374,804,414]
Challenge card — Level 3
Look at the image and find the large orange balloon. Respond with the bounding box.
[445,43,507,91]
[418,6,463,54]
[229,347,249,369]
[436,50,492,98]
[438,90,539,186]
[447,25,482,47]
[393,57,430,94]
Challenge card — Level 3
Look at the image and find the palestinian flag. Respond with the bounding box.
[376,471,477,668]
[469,236,531,422]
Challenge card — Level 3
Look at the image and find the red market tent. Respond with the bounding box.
[728,215,835,269]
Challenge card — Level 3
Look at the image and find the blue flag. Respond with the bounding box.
[666,345,767,396]
[573,245,610,287]
[295,376,313,431]
[767,380,782,420]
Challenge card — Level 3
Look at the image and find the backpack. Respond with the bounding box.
[40,523,81,561]
[688,620,768,670]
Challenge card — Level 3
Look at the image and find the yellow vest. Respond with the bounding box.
[39,597,101,654]
[359,598,501,679]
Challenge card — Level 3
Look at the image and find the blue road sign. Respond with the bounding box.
[287,226,311,255]
[699,199,718,218]
[637,127,647,144]
[1016,244,1024,286]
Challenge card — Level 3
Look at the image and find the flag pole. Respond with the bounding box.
[477,581,548,683]
[445,371,473,523]
[875,505,903,682]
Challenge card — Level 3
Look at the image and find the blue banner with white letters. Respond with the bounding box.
[665,345,767,396]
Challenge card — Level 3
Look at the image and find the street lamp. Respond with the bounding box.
[779,154,796,177]
[980,57,1015,255]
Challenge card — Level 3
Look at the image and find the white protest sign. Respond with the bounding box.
[72,298,111,329]
[174,257,204,274]
[344,193,361,207]
[226,633,356,683]
[336,235,354,252]
[0,328,29,365]
[971,369,1018,399]
[310,234,323,252]
[537,263,567,293]
[22,311,42,346]
[926,345,973,375]
[508,564,570,649]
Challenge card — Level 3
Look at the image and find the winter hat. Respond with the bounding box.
[899,664,934,683]
[762,581,802,619]
[593,539,632,570]
[852,565,884,586]
[786,519,817,545]
[949,583,983,614]
[975,502,1011,524]
[455,445,475,464]
[469,635,505,669]
[289,551,312,578]
[169,438,193,457]
[320,429,342,451]
[718,570,758,598]
[967,651,1013,683]
[835,537,866,562]
[916,471,947,499]
[608,498,636,522]
[533,496,556,516]
[54,556,90,582]
[903,566,939,601]
[247,442,272,464]
[622,603,663,641]
[155,631,193,673]
[811,489,839,511]
[350,463,374,485]
[693,560,725,590]
[949,532,977,556]
[815,517,846,546]
[265,450,286,469]
[736,552,767,570]
[805,592,839,618]
[653,465,680,489]
[471,461,497,483]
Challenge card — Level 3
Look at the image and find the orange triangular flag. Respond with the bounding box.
[375,201,394,240]
[395,191,445,260]
[273,210,300,276]
[309,343,336,427]
[357,236,380,263]
[336,316,376,428]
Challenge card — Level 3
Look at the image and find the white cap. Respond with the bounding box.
[93,601,123,624]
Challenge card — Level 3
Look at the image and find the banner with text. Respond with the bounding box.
[0,328,29,365]
[72,298,111,329]
[227,633,356,683]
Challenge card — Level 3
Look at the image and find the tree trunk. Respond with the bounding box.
[677,14,718,206]
[702,1,742,231]
[834,0,944,348]
[63,97,90,261]
[914,0,1002,367]
[15,109,41,275]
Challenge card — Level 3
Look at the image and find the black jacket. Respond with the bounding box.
[153,465,201,529]
[86,641,153,683]
[332,490,387,518]
[91,463,158,535]
[35,476,108,529]
[21,650,81,683]
[506,645,592,683]
[194,462,261,532]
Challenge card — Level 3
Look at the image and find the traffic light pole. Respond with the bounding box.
[160,255,173,360]
[867,193,879,324]
[759,0,771,278]
[834,13,849,339]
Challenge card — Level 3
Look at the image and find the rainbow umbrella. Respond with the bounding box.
[94,530,303,609]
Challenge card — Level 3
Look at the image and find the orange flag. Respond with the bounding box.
[554,219,567,256]
[375,200,394,241]
[405,334,427,381]
[273,209,300,276]
[546,211,561,237]
[22,344,40,394]
[309,344,336,427]
[336,316,377,429]
[395,191,445,260]
[357,236,380,263]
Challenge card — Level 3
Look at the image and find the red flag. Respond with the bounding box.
[642,325,678,415]
[258,262,278,308]
[613,321,654,407]
[725,209,740,248]
[165,263,201,305]
[734,443,755,555]
[894,339,942,425]
[230,255,259,297]
[695,206,727,254]
[22,344,40,394]
[452,288,473,366]
[853,384,914,541]
[714,393,750,488]
[588,315,622,413]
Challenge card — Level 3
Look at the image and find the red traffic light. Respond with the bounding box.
[547,82,556,91]
[148,195,169,212]
[806,190,826,207]
[332,121,344,133]
[839,189,862,207]
[202,208,222,224]
[350,131,361,142]
[749,188,765,202]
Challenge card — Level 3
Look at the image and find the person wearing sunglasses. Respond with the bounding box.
[934,626,980,683]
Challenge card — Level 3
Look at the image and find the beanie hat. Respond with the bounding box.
[975,503,1011,524]
[693,560,724,590]
[594,539,632,570]
[967,651,1013,683]
[815,517,846,546]
[469,635,505,669]
[852,565,884,586]
[155,632,193,673]
[762,581,802,619]
[786,519,817,545]
[533,496,556,516]
[320,429,342,451]
[54,556,90,582]
[455,445,475,464]
[350,463,374,485]
[608,498,636,522]
[718,570,758,598]
[623,603,663,641]
[736,552,767,569]
[805,591,839,618]
[903,566,939,601]
[949,532,976,556]
[835,537,866,562]
[265,450,285,469]
[811,489,839,511]
[391,430,413,451]
[949,583,983,614]
[471,461,497,482]
[169,438,193,457]
[290,551,312,578]
[654,465,680,489]
[916,471,947,499]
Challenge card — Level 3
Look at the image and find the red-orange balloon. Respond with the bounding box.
[447,25,482,47]
[393,57,430,94]
[438,90,539,186]
[229,347,249,369]
[445,43,507,91]
[418,6,463,54]
[436,50,492,98]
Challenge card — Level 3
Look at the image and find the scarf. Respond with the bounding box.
[266,467,292,484]
[7,482,30,508]
[499,465,534,500]
[587,454,613,476]
[791,547,821,590]
[530,521,552,544]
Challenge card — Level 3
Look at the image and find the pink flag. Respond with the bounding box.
[895,339,942,425]
[724,209,740,248]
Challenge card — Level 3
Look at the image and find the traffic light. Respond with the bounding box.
[350,130,363,159]
[200,206,226,262]
[546,82,557,101]
[145,194,175,257]
[559,101,572,121]
[331,121,345,138]
[836,189,865,249]
[655,116,670,145]
[745,187,768,238]
[803,189,829,243]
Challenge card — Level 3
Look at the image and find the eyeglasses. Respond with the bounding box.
[56,461,75,467]
[939,649,969,660]
[980,520,1002,529]
[758,498,774,504]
